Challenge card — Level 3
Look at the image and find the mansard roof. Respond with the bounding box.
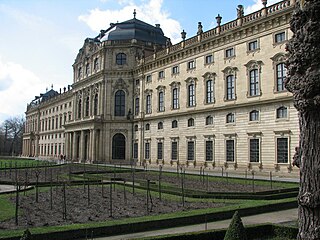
[105,17,168,46]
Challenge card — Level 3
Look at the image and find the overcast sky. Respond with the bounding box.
[0,0,281,124]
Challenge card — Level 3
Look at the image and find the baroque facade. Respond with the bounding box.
[23,0,299,174]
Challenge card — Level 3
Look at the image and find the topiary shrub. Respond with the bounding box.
[20,229,32,240]
[224,211,247,240]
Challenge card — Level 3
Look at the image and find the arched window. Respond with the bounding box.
[145,123,150,130]
[134,125,138,131]
[78,99,82,119]
[226,113,235,123]
[276,106,287,119]
[206,116,213,125]
[115,90,125,116]
[85,96,90,117]
[172,120,178,128]
[158,122,163,130]
[78,67,82,79]
[94,58,99,70]
[93,93,98,115]
[85,63,90,76]
[188,118,194,127]
[116,53,127,65]
[112,133,126,159]
[249,110,259,121]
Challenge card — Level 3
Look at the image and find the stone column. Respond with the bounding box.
[72,132,77,162]
[65,132,69,160]
[92,129,96,162]
[88,129,93,163]
[80,130,85,162]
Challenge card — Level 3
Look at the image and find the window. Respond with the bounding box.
[94,94,98,115]
[158,122,163,130]
[94,58,99,70]
[188,118,194,127]
[145,123,150,130]
[135,79,140,86]
[158,71,165,79]
[85,63,90,76]
[276,63,286,92]
[225,48,235,58]
[226,75,235,100]
[146,75,152,82]
[205,54,213,64]
[78,67,82,79]
[248,40,258,51]
[188,84,195,107]
[134,125,138,131]
[85,96,90,117]
[145,142,150,159]
[206,79,214,103]
[187,141,195,161]
[187,60,196,70]
[78,99,82,119]
[171,141,178,160]
[112,133,125,160]
[276,106,288,119]
[226,113,235,123]
[158,92,164,112]
[249,69,260,96]
[206,116,213,125]
[146,94,151,114]
[249,110,259,121]
[133,143,138,159]
[116,53,126,65]
[172,66,179,74]
[157,142,163,160]
[206,140,213,161]
[172,120,178,128]
[172,88,179,109]
[135,97,139,115]
[226,139,235,162]
[277,138,288,163]
[275,32,286,43]
[250,139,260,162]
[114,90,125,116]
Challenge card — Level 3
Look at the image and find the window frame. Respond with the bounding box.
[116,53,127,65]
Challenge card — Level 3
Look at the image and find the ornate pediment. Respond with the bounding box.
[75,38,100,63]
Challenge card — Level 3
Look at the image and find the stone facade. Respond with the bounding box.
[23,0,299,174]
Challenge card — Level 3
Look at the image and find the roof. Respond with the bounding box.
[106,18,168,46]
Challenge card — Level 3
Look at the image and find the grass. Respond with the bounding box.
[0,158,55,169]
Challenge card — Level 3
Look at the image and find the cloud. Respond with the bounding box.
[245,0,281,14]
[78,0,182,43]
[0,57,43,123]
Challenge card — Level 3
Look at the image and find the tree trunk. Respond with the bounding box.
[286,0,320,239]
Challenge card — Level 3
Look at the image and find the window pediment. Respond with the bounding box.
[270,52,288,63]
[222,67,238,75]
[202,72,216,80]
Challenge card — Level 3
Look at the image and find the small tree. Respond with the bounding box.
[224,211,247,240]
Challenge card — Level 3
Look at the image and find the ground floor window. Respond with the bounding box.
[277,138,288,163]
[112,133,125,159]
[171,141,178,160]
[226,139,235,162]
[205,140,213,161]
[157,142,163,160]
[145,142,150,159]
[187,141,195,161]
[133,142,138,159]
[249,139,259,162]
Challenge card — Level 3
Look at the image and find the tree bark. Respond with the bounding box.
[286,0,320,239]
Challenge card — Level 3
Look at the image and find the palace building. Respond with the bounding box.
[23,0,299,174]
